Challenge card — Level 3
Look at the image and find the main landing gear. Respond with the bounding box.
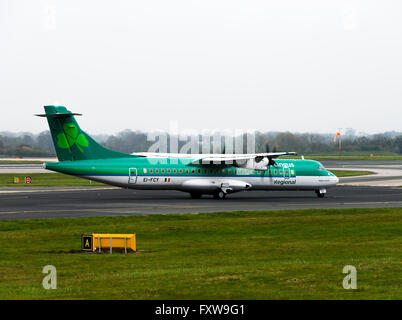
[213,191,226,200]
[190,193,202,199]
[190,191,227,199]
[315,188,326,198]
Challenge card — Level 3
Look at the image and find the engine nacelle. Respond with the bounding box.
[238,158,268,171]
[180,179,252,194]
[220,180,252,193]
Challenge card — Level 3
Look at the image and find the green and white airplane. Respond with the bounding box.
[38,105,339,199]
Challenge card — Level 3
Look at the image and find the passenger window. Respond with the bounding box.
[279,170,283,175]
[191,169,195,174]
[228,169,231,174]
[150,168,153,173]
[167,168,171,173]
[179,169,183,174]
[222,169,225,174]
[274,170,277,175]
[161,168,165,173]
[198,169,201,174]
[204,169,207,174]
[155,168,159,174]
[173,169,177,173]
[185,168,189,174]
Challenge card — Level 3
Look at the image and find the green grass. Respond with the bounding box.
[0,160,49,164]
[1,155,402,163]
[0,170,372,188]
[329,170,375,177]
[0,208,402,299]
[0,170,371,188]
[0,173,106,187]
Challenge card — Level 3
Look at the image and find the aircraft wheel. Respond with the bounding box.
[315,190,325,198]
[190,193,202,199]
[214,191,226,200]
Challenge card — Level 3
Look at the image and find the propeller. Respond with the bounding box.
[255,141,276,166]
[266,141,276,166]
[264,141,270,153]
[267,157,276,166]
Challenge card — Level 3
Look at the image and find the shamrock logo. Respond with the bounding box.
[57,123,89,152]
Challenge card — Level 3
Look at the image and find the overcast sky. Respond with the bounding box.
[1,0,401,135]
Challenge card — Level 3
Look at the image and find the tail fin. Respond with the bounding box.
[37,105,130,161]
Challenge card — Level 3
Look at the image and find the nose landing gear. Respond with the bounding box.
[190,193,202,199]
[315,188,326,198]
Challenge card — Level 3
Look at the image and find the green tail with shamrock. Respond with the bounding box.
[39,105,130,161]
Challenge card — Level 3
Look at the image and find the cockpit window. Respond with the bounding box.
[318,164,326,171]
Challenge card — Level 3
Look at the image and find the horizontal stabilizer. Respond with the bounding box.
[35,113,82,118]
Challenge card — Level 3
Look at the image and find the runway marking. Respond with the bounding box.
[0,205,216,215]
[2,201,402,217]
[343,201,402,205]
[0,187,117,194]
[0,208,144,215]
[0,196,29,200]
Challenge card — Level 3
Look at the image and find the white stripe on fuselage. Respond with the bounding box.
[80,174,337,191]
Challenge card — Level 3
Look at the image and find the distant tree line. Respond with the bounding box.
[0,131,55,157]
[1,130,402,157]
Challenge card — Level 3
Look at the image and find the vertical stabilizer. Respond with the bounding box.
[37,105,130,161]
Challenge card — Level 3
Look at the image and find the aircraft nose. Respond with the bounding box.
[334,176,339,184]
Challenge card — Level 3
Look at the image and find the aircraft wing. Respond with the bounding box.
[132,152,197,159]
[132,151,297,168]
[132,151,296,162]
[191,152,296,164]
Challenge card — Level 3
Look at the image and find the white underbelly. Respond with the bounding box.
[80,175,331,191]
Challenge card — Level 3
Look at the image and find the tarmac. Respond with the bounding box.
[0,185,401,220]
[0,159,401,220]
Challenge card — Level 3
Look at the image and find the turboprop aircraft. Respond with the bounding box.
[37,105,339,199]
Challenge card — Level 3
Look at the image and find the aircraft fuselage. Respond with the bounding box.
[45,157,339,195]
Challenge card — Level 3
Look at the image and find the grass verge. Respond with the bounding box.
[0,208,401,299]
[0,173,106,187]
[0,160,49,164]
[0,170,372,188]
[329,170,375,177]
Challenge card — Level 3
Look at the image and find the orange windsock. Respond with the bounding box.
[334,132,341,142]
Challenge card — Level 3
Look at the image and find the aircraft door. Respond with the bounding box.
[128,168,137,184]
[283,164,291,179]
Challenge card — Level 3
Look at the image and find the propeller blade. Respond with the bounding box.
[265,142,270,153]
[268,157,276,166]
